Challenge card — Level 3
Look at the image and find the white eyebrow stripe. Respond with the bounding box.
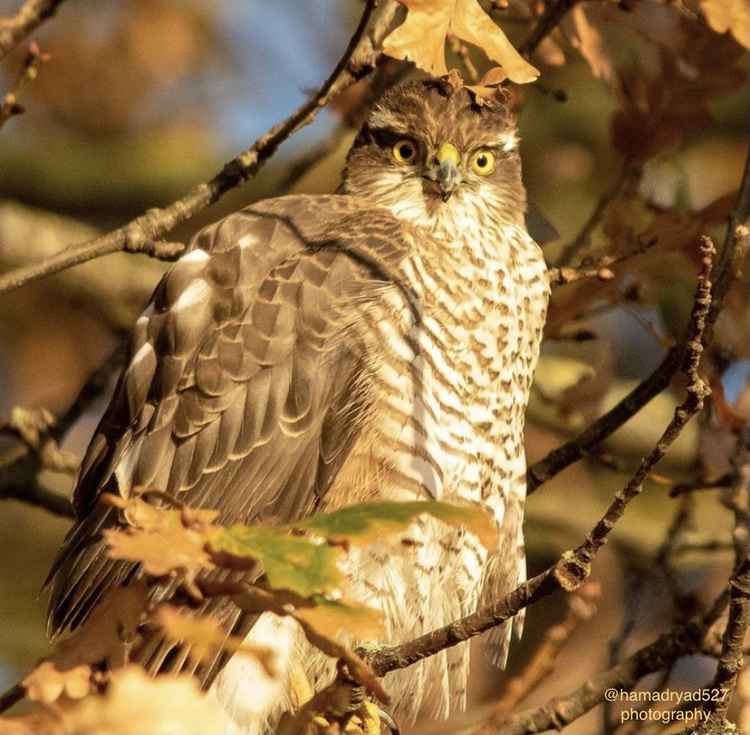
[499,130,519,152]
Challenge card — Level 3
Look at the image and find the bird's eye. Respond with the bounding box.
[392,139,417,164]
[471,150,496,176]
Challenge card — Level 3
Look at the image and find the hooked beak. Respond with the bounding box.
[427,142,461,202]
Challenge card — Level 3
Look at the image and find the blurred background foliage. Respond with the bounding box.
[0,1,748,732]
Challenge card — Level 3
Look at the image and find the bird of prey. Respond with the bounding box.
[46,75,549,732]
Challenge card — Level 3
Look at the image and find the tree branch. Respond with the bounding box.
[529,140,750,494]
[0,40,49,129]
[519,0,581,57]
[0,345,124,519]
[488,599,728,735]
[699,427,750,727]
[527,346,682,493]
[0,0,64,60]
[555,162,634,267]
[0,0,397,297]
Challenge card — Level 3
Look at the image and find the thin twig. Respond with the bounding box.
[669,473,732,497]
[0,0,394,296]
[555,163,634,267]
[0,40,49,129]
[549,235,658,287]
[577,238,713,563]
[548,263,615,287]
[527,345,682,493]
[700,427,750,727]
[0,683,24,715]
[0,346,124,518]
[529,137,750,494]
[485,596,729,735]
[489,584,600,718]
[519,0,581,57]
[0,0,64,60]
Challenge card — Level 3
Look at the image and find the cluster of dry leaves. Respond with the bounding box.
[0,494,494,734]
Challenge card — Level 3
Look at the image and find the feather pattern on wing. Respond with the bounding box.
[47,195,417,685]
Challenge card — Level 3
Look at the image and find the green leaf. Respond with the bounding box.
[210,526,344,597]
[291,500,498,549]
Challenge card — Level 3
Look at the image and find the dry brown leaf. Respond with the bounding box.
[535,34,566,67]
[466,66,507,99]
[22,663,91,705]
[101,492,218,532]
[565,5,614,83]
[51,582,149,670]
[156,606,277,677]
[384,0,538,83]
[700,0,750,49]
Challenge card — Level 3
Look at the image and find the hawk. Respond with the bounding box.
[46,76,549,732]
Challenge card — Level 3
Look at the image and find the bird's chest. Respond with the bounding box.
[366,232,548,504]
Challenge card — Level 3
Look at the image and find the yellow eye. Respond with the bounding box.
[392,139,417,164]
[471,149,496,175]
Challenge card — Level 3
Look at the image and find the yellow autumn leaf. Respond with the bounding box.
[384,0,539,84]
[22,662,92,704]
[66,666,230,735]
[294,597,385,639]
[700,0,750,49]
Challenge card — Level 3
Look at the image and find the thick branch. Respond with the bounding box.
[0,0,395,296]
[0,471,73,517]
[0,0,64,60]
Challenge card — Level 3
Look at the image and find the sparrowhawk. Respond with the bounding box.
[46,76,550,732]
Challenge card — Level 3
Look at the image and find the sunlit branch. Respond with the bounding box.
[0,0,397,296]
[0,0,64,60]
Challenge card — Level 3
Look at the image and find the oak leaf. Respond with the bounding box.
[700,0,750,49]
[104,525,214,580]
[294,597,385,639]
[383,0,538,83]
[565,5,614,83]
[293,499,499,550]
[101,494,219,583]
[210,526,344,597]
[22,663,91,705]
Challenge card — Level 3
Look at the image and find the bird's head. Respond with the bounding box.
[342,76,526,234]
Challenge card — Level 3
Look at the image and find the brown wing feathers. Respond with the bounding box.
[46,195,414,685]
